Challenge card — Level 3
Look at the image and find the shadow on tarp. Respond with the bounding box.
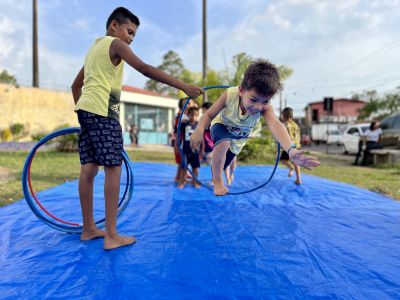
[1,162,399,299]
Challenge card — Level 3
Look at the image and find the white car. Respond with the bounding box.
[326,129,343,145]
[342,123,370,154]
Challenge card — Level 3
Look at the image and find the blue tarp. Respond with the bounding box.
[1,162,400,299]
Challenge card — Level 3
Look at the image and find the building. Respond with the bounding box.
[304,98,366,126]
[0,83,179,145]
[120,85,178,145]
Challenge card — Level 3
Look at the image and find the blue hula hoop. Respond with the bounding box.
[176,85,281,195]
[21,127,134,233]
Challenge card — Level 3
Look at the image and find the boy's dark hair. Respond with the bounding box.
[281,107,293,120]
[241,58,282,98]
[106,7,140,29]
[201,102,213,110]
[187,106,199,116]
[178,98,187,110]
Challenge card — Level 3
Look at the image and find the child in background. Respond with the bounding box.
[190,59,319,196]
[280,107,302,184]
[173,98,188,183]
[179,107,201,188]
[200,102,214,165]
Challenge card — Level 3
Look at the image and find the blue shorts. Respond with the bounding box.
[210,124,237,170]
[211,123,243,146]
[77,110,123,167]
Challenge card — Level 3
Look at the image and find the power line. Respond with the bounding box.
[290,38,400,87]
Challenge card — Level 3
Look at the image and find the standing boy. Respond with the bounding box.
[71,7,202,249]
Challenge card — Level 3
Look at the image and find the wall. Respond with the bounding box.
[0,83,78,139]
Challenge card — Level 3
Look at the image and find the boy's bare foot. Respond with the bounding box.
[104,234,136,250]
[295,179,302,185]
[288,168,294,177]
[178,183,185,189]
[80,228,106,241]
[214,181,229,196]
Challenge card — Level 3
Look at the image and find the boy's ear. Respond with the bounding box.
[238,85,244,96]
[109,19,118,32]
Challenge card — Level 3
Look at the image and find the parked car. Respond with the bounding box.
[342,123,370,154]
[380,112,400,149]
[326,129,343,145]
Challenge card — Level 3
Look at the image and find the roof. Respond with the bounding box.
[306,98,366,107]
[122,85,174,99]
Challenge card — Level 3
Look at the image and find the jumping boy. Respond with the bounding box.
[71,7,202,249]
[190,59,319,196]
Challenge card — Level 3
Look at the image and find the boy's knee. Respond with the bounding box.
[81,164,99,179]
[216,140,230,150]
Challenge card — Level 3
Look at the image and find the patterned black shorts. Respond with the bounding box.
[77,110,123,166]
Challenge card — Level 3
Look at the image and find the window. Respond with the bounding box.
[347,127,359,135]
[393,116,400,129]
[380,116,395,130]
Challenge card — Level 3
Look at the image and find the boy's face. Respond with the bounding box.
[189,112,199,122]
[110,20,138,45]
[239,87,271,115]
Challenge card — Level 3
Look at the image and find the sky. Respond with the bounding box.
[1,0,400,116]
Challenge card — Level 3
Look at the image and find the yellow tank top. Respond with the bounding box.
[211,86,262,154]
[75,36,124,120]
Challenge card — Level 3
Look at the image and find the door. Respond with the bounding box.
[343,127,360,153]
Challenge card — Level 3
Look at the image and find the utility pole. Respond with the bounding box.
[202,0,207,103]
[33,0,39,87]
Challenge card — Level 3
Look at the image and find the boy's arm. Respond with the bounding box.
[263,106,293,152]
[263,107,320,169]
[190,91,227,151]
[110,40,202,99]
[71,67,84,105]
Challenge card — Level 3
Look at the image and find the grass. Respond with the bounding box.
[0,148,399,207]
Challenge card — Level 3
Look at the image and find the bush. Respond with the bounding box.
[56,133,78,152]
[9,123,26,141]
[31,132,48,142]
[238,128,276,163]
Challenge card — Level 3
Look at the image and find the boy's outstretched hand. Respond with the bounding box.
[289,149,320,170]
[184,84,203,99]
[190,129,203,152]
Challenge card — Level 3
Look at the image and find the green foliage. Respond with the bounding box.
[31,132,48,142]
[238,128,276,163]
[230,53,253,86]
[0,70,17,85]
[145,51,185,97]
[277,65,293,81]
[357,89,400,120]
[9,123,26,141]
[56,133,78,152]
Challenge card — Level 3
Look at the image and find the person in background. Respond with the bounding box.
[280,107,302,185]
[353,121,383,166]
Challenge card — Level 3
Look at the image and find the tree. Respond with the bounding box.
[0,70,17,85]
[145,50,185,97]
[230,53,253,86]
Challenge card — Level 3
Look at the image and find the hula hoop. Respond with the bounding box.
[21,127,134,233]
[176,85,281,195]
